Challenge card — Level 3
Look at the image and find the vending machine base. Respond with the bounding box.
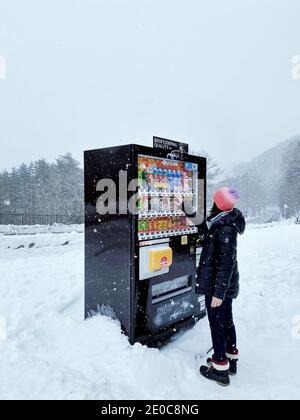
[137,312,207,348]
[84,143,207,346]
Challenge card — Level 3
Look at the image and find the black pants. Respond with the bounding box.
[205,296,237,363]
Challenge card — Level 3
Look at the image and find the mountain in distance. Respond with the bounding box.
[219,135,300,216]
[230,136,299,181]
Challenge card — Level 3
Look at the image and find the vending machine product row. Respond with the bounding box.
[84,143,207,345]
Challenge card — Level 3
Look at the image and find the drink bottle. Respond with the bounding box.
[143,219,149,233]
[138,219,143,233]
[157,218,163,232]
[153,169,159,192]
[172,170,177,192]
[167,170,173,192]
[183,171,189,193]
[161,169,166,191]
[163,217,169,231]
[142,196,149,213]
[188,171,193,192]
[147,167,153,192]
[162,197,169,213]
[155,196,161,213]
[158,168,164,192]
[141,169,148,190]
[148,219,154,233]
[177,170,183,193]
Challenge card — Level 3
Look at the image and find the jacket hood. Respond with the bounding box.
[208,208,246,235]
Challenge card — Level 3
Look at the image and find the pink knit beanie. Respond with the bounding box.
[213,187,240,211]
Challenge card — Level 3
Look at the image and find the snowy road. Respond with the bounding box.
[246,210,280,225]
[0,223,300,400]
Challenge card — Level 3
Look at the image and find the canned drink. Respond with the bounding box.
[162,217,168,230]
[153,218,159,232]
[158,218,164,231]
[138,220,144,233]
[143,219,149,232]
[148,219,154,232]
[167,217,173,230]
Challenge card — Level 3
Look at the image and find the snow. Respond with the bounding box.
[0,222,299,400]
[0,223,83,236]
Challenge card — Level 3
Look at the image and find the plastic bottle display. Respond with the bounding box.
[176,171,183,193]
[147,168,154,192]
[183,171,189,192]
[167,170,173,192]
[138,157,197,237]
[141,196,149,212]
[187,171,193,192]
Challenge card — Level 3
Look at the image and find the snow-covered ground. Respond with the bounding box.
[0,222,299,400]
[0,223,84,236]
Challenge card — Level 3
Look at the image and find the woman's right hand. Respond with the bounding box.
[211,297,223,308]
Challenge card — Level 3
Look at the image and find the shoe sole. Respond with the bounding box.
[200,371,230,387]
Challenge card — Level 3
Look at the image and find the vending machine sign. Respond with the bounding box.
[153,136,189,154]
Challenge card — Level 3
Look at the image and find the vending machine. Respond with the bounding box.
[84,139,207,346]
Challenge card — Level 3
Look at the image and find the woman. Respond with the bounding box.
[196,187,246,386]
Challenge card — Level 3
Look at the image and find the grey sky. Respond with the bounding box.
[0,0,300,171]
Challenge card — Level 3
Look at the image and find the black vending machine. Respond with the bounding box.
[84,139,207,345]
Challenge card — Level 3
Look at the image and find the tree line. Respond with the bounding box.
[0,153,84,224]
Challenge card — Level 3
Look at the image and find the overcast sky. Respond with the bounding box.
[0,0,300,171]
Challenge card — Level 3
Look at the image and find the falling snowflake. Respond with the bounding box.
[4,200,10,206]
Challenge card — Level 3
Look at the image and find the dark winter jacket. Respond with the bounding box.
[196,208,246,301]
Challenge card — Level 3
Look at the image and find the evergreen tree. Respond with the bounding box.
[280,140,300,217]
[0,153,84,224]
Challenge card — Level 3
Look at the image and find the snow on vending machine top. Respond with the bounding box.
[84,137,207,346]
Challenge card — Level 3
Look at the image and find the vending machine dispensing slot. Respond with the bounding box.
[151,275,192,304]
[84,142,207,345]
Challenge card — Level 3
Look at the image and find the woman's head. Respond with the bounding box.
[213,187,240,212]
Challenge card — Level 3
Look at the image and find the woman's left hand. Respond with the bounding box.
[211,297,223,308]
